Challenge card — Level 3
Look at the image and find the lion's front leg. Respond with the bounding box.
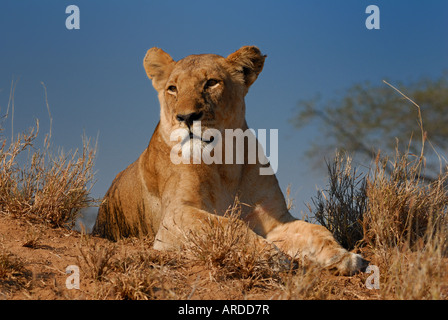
[154,205,274,252]
[153,205,293,270]
[266,220,368,275]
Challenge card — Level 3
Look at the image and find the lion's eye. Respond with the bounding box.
[167,85,177,94]
[204,79,219,89]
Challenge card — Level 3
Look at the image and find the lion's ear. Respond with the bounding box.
[226,46,266,88]
[143,47,175,92]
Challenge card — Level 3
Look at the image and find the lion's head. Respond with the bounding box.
[143,46,266,149]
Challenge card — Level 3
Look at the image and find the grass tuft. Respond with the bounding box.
[0,119,97,228]
[308,152,367,250]
[182,198,287,287]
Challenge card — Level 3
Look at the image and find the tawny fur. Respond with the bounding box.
[92,46,368,275]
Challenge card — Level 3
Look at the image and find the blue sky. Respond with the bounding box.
[1,0,447,221]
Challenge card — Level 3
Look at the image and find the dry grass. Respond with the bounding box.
[22,223,43,249]
[376,238,447,299]
[306,81,448,299]
[278,267,329,299]
[181,199,289,289]
[0,247,24,280]
[364,151,448,249]
[313,149,448,299]
[362,150,448,299]
[1,82,97,227]
[0,119,97,228]
[77,233,117,281]
[110,249,184,300]
[308,152,367,250]
[76,234,188,299]
[0,243,31,297]
[112,267,165,300]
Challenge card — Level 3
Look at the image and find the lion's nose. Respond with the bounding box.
[176,111,203,127]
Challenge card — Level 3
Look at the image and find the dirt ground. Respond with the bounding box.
[0,213,389,300]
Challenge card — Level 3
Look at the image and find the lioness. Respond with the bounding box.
[92,46,368,275]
